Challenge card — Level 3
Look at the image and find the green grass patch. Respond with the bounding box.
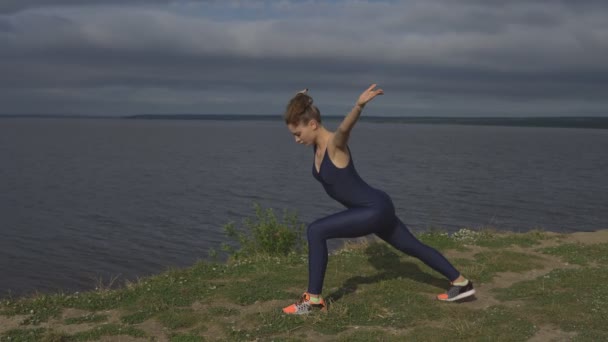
[494,267,608,334]
[0,264,217,325]
[227,310,316,339]
[1,328,48,342]
[474,229,552,248]
[539,242,608,265]
[169,325,209,341]
[207,306,239,317]
[338,329,401,341]
[170,333,206,342]
[455,250,546,283]
[416,227,552,250]
[70,323,146,341]
[64,313,108,325]
[341,285,441,329]
[120,310,154,324]
[405,305,537,341]
[324,242,448,295]
[415,229,467,251]
[221,277,297,305]
[1,294,64,325]
[157,308,200,330]
[573,329,608,341]
[0,324,146,342]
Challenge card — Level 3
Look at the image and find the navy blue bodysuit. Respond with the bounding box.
[307,145,459,294]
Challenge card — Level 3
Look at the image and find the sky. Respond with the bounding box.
[1,0,607,117]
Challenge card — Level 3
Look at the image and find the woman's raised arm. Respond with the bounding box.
[333,84,384,149]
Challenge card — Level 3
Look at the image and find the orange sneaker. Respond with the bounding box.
[437,280,476,302]
[282,292,327,315]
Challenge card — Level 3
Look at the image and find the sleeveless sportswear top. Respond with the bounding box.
[312,145,390,209]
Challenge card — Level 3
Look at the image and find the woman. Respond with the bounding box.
[282,84,475,315]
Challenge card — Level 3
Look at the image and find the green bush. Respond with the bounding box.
[221,203,307,259]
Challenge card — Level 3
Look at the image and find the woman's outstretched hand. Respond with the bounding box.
[356,84,384,107]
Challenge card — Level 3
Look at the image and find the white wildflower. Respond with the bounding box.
[452,228,480,243]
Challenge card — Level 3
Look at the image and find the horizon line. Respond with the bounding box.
[1,113,607,119]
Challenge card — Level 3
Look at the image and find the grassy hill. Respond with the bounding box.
[2,219,607,341]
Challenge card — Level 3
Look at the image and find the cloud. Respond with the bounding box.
[1,1,607,116]
[0,0,176,14]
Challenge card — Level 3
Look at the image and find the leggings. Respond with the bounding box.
[307,207,460,295]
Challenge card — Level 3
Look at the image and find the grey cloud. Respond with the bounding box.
[2,51,606,115]
[0,17,14,32]
[1,1,607,116]
[5,5,605,71]
[0,0,177,14]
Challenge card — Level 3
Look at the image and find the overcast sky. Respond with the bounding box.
[1,0,606,117]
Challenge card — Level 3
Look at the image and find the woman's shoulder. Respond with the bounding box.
[328,134,350,152]
[328,138,351,168]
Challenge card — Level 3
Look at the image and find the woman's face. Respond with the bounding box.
[287,120,318,146]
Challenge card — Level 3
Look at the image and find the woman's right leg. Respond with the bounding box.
[283,207,391,314]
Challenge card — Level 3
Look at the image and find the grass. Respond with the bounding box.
[1,219,605,341]
[495,268,608,330]
[64,314,108,325]
[454,250,546,283]
[1,324,146,342]
[539,242,608,265]
[493,241,608,341]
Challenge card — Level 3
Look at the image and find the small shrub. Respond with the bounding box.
[222,203,306,259]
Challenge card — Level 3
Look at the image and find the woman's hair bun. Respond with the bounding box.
[291,93,313,114]
[284,89,321,125]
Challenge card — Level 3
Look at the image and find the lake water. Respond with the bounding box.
[1,118,607,298]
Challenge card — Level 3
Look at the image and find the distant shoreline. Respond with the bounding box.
[2,114,608,129]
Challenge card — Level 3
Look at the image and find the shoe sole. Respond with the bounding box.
[439,289,476,302]
[291,310,312,315]
[282,305,327,315]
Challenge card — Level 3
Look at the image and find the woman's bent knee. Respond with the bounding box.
[307,221,325,242]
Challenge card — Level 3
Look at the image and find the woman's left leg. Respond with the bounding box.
[375,219,476,301]
[306,207,390,295]
[375,218,460,281]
